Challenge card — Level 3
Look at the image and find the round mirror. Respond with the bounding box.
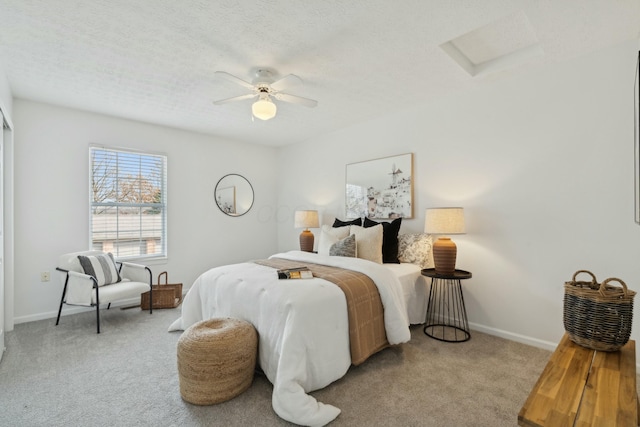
[215,174,254,217]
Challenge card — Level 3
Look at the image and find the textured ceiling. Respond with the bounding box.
[0,1,638,146]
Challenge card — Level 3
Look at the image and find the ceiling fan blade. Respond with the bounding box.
[270,74,303,92]
[214,71,255,90]
[274,92,318,108]
[213,93,257,105]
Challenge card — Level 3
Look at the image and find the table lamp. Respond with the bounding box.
[294,210,319,252]
[424,207,465,274]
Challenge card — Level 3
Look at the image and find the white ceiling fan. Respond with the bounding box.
[213,69,318,121]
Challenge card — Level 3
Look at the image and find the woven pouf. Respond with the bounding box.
[177,318,258,405]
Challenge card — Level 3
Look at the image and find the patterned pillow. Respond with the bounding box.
[317,225,351,255]
[329,234,357,257]
[78,253,121,286]
[397,234,433,268]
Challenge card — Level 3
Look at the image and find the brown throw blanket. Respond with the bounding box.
[254,258,389,366]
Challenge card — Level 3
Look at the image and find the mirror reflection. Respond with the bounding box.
[215,174,254,216]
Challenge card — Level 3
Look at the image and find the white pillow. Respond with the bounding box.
[350,224,383,264]
[317,225,350,255]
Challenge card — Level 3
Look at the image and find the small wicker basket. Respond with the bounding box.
[563,270,635,352]
[141,271,183,310]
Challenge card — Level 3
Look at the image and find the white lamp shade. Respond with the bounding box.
[294,210,319,229]
[252,98,277,120]
[424,207,465,235]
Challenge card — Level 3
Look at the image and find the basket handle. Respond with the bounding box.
[157,271,168,285]
[599,277,629,297]
[572,270,598,285]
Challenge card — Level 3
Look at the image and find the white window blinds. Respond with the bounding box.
[90,146,167,260]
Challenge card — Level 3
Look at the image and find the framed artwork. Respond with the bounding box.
[635,51,639,224]
[345,153,413,219]
[215,186,236,215]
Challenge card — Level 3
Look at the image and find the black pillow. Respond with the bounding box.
[333,217,362,227]
[363,217,402,263]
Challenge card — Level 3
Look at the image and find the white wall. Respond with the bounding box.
[277,39,640,349]
[0,64,12,118]
[13,100,279,323]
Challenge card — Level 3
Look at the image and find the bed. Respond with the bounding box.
[169,225,432,426]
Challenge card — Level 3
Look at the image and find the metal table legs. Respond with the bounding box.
[424,277,470,342]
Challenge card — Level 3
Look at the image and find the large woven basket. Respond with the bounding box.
[141,272,182,310]
[563,270,635,352]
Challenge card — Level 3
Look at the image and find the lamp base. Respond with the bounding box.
[299,230,315,252]
[432,237,457,274]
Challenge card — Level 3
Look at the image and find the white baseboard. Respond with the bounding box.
[469,322,558,352]
[13,297,142,325]
[470,322,640,371]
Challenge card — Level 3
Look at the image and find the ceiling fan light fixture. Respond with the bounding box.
[214,69,317,119]
[252,97,277,120]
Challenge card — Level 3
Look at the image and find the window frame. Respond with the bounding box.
[89,145,168,262]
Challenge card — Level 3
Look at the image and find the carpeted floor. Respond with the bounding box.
[0,306,564,426]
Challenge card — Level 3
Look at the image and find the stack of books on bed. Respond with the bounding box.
[277,267,313,280]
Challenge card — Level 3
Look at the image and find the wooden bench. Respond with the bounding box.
[518,333,639,427]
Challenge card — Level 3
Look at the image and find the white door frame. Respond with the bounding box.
[0,106,14,363]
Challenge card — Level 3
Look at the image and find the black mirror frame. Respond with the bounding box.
[214,173,254,217]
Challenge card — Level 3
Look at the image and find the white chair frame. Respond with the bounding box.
[55,251,152,333]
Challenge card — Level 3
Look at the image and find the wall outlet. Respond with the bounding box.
[41,271,50,282]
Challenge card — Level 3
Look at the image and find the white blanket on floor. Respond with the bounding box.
[168,251,410,426]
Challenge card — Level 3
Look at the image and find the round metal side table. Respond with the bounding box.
[422,268,472,343]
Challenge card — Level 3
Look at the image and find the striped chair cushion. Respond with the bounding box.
[78,252,121,286]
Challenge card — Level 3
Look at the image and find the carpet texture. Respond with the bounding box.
[0,306,627,426]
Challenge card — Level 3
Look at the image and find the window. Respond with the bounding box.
[90,146,167,260]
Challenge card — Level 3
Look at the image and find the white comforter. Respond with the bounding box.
[168,251,411,426]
